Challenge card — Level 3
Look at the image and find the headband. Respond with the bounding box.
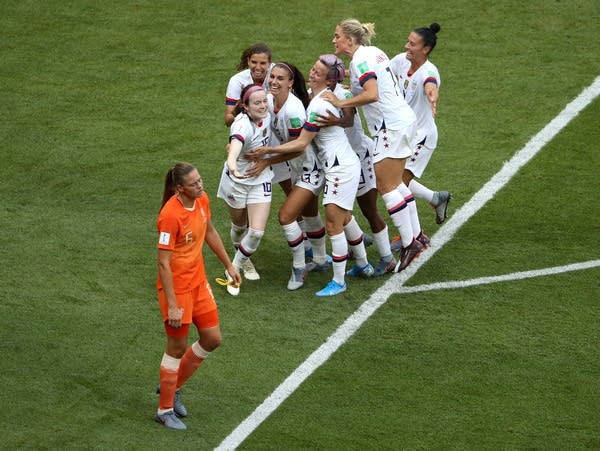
[274,62,294,78]
[242,85,265,104]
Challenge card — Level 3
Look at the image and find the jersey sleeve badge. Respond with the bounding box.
[159,231,171,246]
[357,61,369,74]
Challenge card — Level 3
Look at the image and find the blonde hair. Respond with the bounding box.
[338,18,375,46]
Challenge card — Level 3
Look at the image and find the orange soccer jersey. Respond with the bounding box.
[156,192,211,292]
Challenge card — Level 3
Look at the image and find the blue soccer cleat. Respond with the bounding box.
[315,280,347,297]
[346,262,375,277]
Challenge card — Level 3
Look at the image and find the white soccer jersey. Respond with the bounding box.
[305,88,358,169]
[332,84,373,153]
[224,67,272,106]
[267,92,308,181]
[333,84,376,195]
[389,52,440,149]
[267,92,305,145]
[226,112,273,185]
[305,88,360,210]
[349,45,416,135]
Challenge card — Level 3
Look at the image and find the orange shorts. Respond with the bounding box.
[163,310,220,337]
[158,282,219,329]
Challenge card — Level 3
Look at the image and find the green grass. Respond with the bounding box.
[1,0,599,449]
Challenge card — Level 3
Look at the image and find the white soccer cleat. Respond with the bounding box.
[225,270,240,296]
[287,266,306,291]
[241,258,260,280]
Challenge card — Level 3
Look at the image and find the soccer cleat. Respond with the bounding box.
[287,266,306,291]
[173,389,187,417]
[432,191,452,224]
[241,258,260,280]
[225,270,240,296]
[155,386,187,418]
[306,254,332,272]
[416,231,430,248]
[304,247,313,261]
[373,257,396,276]
[390,236,403,253]
[315,280,347,297]
[346,262,375,277]
[394,238,424,272]
[154,410,187,430]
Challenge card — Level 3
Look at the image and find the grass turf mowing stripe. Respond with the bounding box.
[215,76,600,451]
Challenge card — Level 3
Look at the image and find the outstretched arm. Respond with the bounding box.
[226,139,246,178]
[317,107,355,128]
[321,78,379,108]
[425,81,439,117]
[248,128,317,158]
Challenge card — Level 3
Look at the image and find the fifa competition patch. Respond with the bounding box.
[159,231,171,245]
[289,117,302,128]
[309,111,319,123]
[357,61,369,74]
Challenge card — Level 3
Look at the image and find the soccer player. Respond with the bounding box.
[155,162,241,431]
[223,44,290,275]
[316,56,396,276]
[322,18,428,272]
[250,55,374,296]
[224,43,273,127]
[389,22,451,229]
[217,84,272,293]
[245,62,330,290]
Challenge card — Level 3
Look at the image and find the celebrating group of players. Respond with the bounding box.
[216,19,451,297]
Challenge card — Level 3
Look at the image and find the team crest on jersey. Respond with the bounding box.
[357,61,369,74]
[262,128,268,137]
[290,117,302,128]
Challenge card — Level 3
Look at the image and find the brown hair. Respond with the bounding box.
[272,61,310,108]
[161,162,196,209]
[237,43,272,71]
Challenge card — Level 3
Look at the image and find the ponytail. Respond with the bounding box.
[160,162,196,210]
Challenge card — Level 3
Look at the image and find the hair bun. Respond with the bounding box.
[429,23,441,34]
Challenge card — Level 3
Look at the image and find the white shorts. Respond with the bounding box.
[291,144,325,195]
[354,136,377,197]
[371,121,417,164]
[322,159,360,211]
[405,139,435,179]
[216,169,272,209]
[271,161,291,184]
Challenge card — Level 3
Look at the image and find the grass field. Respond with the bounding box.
[1,1,599,449]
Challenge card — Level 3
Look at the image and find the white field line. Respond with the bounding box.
[215,76,600,450]
[397,260,600,294]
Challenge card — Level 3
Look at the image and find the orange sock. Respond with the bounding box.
[158,354,180,410]
[177,342,208,389]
